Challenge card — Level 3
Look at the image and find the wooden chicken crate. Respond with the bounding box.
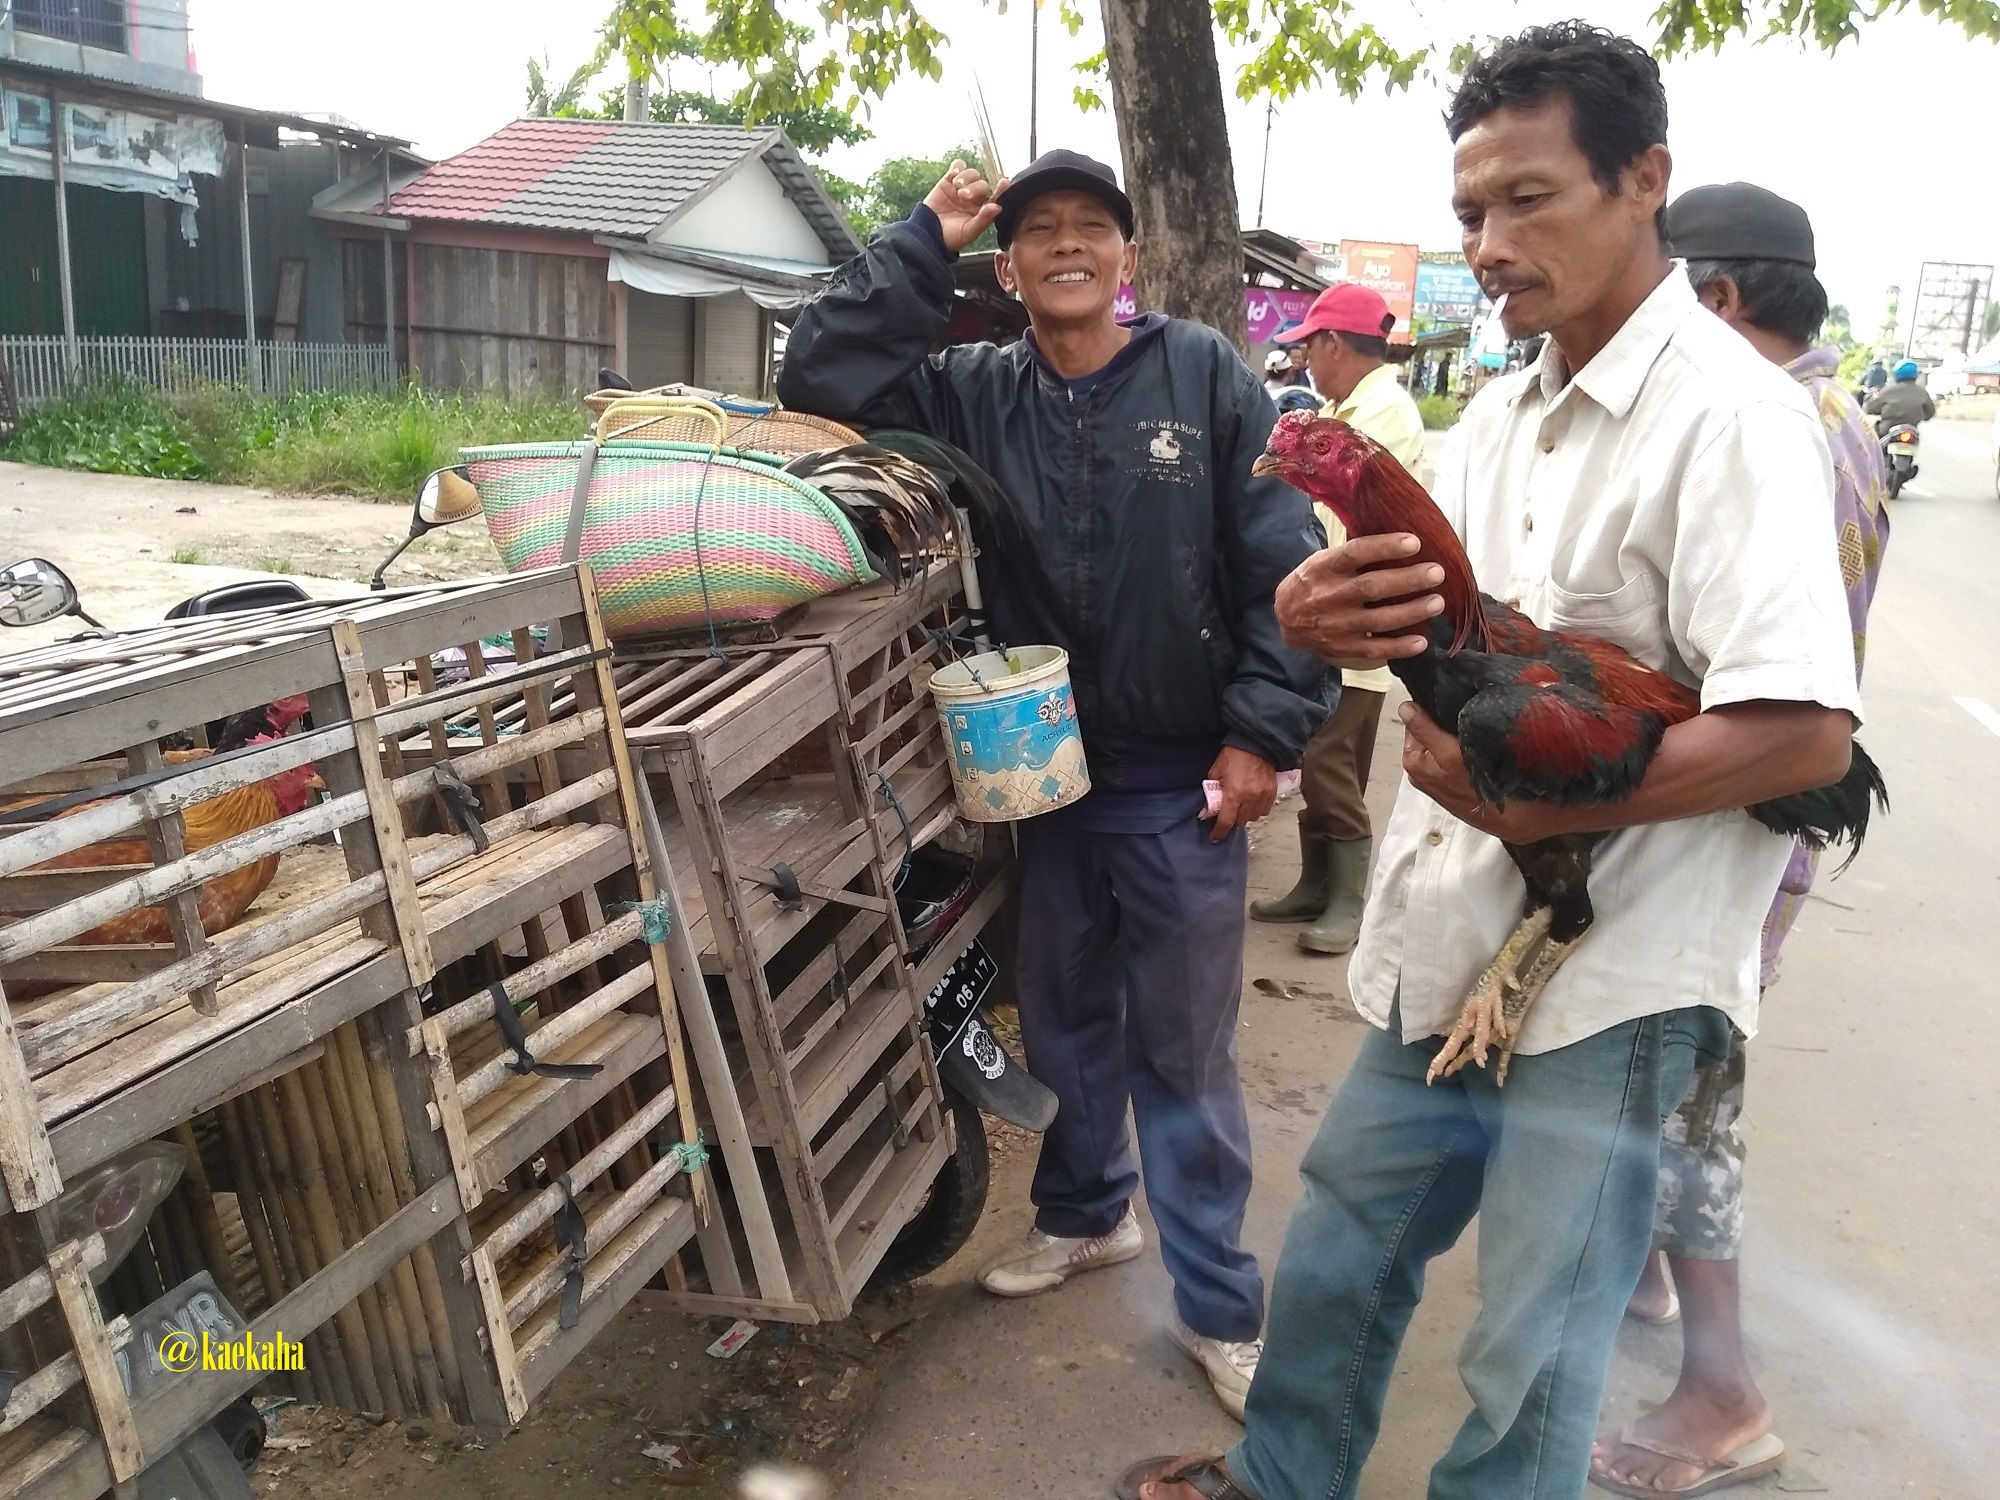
[406,570,975,1322]
[610,574,973,1322]
[0,569,709,1494]
[0,570,688,1212]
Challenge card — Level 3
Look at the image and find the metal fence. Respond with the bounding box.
[0,336,398,406]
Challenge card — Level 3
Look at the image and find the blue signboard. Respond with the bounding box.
[1414,258,1487,326]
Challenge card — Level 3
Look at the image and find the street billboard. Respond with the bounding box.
[1414,255,1487,326]
[1114,285,1316,345]
[1337,241,1421,334]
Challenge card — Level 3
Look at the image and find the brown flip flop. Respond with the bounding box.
[1115,1455,1256,1500]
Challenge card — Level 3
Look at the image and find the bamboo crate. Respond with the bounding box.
[0,569,707,1495]
[613,572,973,1322]
[0,570,636,1214]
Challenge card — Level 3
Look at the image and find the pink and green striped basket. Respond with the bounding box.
[458,440,878,639]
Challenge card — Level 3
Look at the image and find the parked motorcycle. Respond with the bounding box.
[1879,422,1920,499]
[0,558,315,639]
[877,845,1056,1282]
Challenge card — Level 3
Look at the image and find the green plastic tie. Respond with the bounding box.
[611,897,674,944]
[667,1130,709,1175]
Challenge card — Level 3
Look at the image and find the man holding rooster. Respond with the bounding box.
[780,149,1329,1420]
[1121,23,1864,1500]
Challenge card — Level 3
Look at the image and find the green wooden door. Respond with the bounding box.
[0,178,148,336]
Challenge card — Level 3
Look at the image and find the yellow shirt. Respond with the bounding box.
[1316,362,1427,692]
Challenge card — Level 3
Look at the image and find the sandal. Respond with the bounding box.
[1589,1430,1785,1496]
[1115,1455,1256,1500]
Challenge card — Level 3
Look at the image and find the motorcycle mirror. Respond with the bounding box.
[415,464,481,530]
[372,466,479,590]
[44,1140,189,1282]
[0,556,102,629]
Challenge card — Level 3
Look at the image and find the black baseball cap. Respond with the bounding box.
[1666,183,1816,268]
[993,149,1135,248]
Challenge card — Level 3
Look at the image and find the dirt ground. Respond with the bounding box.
[0,461,501,655]
[254,1287,934,1500]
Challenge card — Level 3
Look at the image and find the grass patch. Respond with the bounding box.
[0,378,579,501]
[1417,393,1464,430]
[253,554,295,574]
[169,544,203,565]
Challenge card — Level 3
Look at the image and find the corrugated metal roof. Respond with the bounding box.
[387,119,770,237]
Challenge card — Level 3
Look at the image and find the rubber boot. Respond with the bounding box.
[1300,837,1372,955]
[1251,816,1331,923]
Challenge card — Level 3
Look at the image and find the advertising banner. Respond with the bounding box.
[1114,285,1316,345]
[1337,241,1420,333]
[1414,255,1488,326]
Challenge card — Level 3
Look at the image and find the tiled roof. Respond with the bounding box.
[387,119,771,238]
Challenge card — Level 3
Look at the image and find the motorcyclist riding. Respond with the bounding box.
[1864,360,1935,428]
[1865,360,1932,496]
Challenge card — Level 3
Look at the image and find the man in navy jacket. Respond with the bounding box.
[779,151,1328,1419]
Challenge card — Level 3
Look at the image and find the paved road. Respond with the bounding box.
[837,417,2000,1498]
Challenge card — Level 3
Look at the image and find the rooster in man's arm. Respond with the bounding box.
[1256,415,1883,1081]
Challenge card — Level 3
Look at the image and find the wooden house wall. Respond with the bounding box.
[345,241,614,397]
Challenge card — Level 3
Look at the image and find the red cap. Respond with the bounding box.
[1274,282,1395,344]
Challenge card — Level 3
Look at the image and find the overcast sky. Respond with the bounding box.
[190,0,1998,336]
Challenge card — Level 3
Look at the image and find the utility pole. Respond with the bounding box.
[1255,100,1275,229]
[1028,0,1040,161]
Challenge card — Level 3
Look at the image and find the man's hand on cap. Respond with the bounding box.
[924,160,1009,253]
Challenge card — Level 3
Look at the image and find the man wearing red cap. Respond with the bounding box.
[1252,284,1424,955]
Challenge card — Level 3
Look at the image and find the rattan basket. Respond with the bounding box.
[589,392,862,457]
[460,406,876,638]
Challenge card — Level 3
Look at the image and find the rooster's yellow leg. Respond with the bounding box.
[1490,931,1587,1086]
[1427,907,1552,1084]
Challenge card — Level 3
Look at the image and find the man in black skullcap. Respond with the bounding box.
[779,152,1329,1418]
[1587,180,1890,1499]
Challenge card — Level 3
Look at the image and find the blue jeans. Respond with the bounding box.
[1013,810,1265,1341]
[1230,1004,1727,1500]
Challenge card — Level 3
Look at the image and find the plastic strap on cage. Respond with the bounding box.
[654,1128,710,1176]
[489,983,604,1081]
[434,761,490,852]
[553,1174,588,1330]
[766,862,804,912]
[610,897,674,944]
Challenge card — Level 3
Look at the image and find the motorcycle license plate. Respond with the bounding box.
[1887,442,1917,456]
[932,944,1000,1016]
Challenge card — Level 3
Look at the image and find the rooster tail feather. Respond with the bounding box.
[1747,739,1887,872]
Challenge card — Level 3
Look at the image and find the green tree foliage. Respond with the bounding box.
[1825,302,1856,351]
[845,148,997,247]
[575,0,2000,331]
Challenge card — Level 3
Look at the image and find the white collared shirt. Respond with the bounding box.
[1352,271,1863,1052]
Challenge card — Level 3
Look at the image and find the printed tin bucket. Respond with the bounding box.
[928,646,1091,823]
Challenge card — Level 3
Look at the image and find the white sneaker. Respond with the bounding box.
[1169,1314,1262,1420]
[976,1208,1144,1297]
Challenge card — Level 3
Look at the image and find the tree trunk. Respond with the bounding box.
[1099,0,1246,353]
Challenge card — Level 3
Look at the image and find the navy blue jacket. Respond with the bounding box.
[778,218,1331,783]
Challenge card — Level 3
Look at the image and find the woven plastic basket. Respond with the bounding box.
[595,394,861,458]
[459,432,877,639]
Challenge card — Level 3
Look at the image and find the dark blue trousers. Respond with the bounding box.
[1013,810,1265,1341]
